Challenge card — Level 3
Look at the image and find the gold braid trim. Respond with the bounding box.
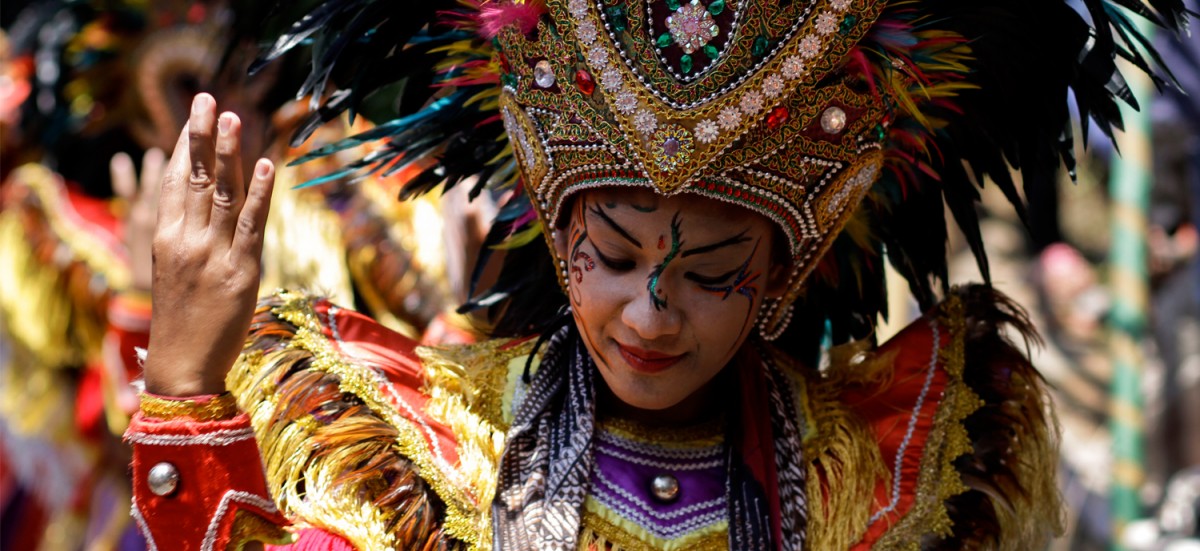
[577,504,729,551]
[228,292,486,550]
[869,293,980,550]
[789,348,890,550]
[138,393,240,421]
[226,509,294,551]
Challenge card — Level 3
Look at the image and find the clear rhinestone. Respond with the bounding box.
[533,60,556,88]
[615,90,639,113]
[695,119,719,143]
[740,90,764,115]
[815,12,839,35]
[576,20,599,44]
[821,106,847,134]
[601,66,623,92]
[831,0,850,10]
[762,74,785,98]
[634,110,658,134]
[667,0,719,55]
[717,105,741,130]
[587,44,610,67]
[651,474,680,502]
[781,56,805,80]
[148,462,180,497]
[568,0,589,18]
[799,36,821,59]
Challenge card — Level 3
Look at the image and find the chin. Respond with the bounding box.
[605,378,688,411]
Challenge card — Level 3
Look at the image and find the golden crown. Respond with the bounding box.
[496,0,890,336]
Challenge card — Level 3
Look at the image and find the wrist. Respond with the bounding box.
[142,359,228,396]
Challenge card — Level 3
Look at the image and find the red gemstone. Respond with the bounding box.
[575,69,596,95]
[498,52,512,73]
[767,106,789,129]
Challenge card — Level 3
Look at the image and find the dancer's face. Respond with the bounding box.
[555,188,788,415]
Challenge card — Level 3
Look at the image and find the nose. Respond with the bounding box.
[620,284,683,341]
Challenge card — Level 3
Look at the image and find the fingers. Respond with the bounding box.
[158,125,190,229]
[232,159,275,260]
[139,148,166,201]
[210,113,247,243]
[183,94,218,234]
[110,152,136,201]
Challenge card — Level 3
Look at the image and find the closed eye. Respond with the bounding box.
[685,267,740,286]
[593,247,636,272]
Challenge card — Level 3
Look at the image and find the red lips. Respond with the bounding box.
[616,342,684,374]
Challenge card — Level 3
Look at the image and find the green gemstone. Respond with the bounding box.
[666,0,680,11]
[707,0,725,16]
[752,35,769,57]
[501,73,518,88]
[875,124,886,141]
[839,15,858,36]
[703,44,719,60]
[606,6,628,31]
[656,32,673,48]
[680,54,693,74]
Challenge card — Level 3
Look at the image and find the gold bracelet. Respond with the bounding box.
[139,392,240,421]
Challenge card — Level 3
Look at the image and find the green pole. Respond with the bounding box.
[1106,18,1155,551]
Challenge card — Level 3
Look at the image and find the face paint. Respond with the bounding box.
[699,240,763,302]
[646,213,683,311]
[568,202,590,306]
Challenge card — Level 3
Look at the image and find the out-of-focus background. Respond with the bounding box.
[0,1,1197,550]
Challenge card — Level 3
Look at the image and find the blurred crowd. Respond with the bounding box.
[0,0,1197,550]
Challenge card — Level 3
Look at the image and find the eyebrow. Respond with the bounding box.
[681,230,751,257]
[588,203,643,248]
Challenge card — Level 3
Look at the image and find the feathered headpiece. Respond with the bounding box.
[256,0,1190,355]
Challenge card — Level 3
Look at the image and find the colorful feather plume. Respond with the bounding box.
[253,0,1192,347]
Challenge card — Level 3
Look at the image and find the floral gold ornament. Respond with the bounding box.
[652,125,695,171]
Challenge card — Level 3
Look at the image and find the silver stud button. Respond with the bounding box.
[650,473,680,503]
[148,462,180,496]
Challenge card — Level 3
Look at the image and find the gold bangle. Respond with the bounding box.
[139,393,240,421]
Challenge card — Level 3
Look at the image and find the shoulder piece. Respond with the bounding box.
[227,290,538,550]
[775,285,1061,549]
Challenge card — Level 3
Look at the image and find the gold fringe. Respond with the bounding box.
[228,292,500,550]
[785,347,890,550]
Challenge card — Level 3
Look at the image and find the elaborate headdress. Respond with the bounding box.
[258,0,1189,353]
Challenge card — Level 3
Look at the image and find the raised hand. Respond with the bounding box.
[143,93,275,396]
[111,147,165,292]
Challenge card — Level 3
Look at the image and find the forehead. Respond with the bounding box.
[579,188,771,233]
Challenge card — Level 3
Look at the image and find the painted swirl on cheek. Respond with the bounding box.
[568,204,589,306]
[700,238,763,354]
[699,240,762,302]
[647,213,683,311]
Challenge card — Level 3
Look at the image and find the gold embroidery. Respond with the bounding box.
[868,294,978,549]
[578,503,729,551]
[783,347,888,550]
[596,416,724,448]
[228,292,503,550]
[139,393,240,421]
